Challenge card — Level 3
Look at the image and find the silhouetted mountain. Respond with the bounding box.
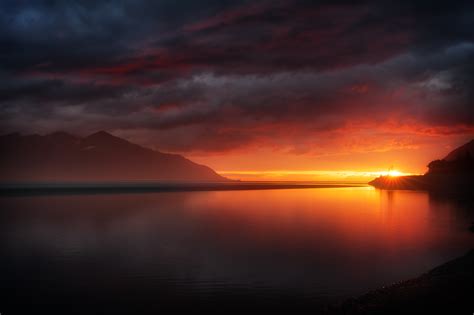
[443,139,474,161]
[369,139,474,193]
[427,139,474,175]
[0,131,227,182]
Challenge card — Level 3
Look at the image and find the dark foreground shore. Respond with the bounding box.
[327,249,474,314]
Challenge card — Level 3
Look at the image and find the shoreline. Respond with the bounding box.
[327,248,474,314]
[0,181,367,196]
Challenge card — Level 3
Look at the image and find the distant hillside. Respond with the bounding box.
[443,139,474,161]
[369,139,474,192]
[427,139,474,175]
[0,131,227,182]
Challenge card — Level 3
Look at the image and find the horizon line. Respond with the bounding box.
[217,169,420,178]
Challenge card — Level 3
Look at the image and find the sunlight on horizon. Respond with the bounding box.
[385,170,403,177]
[217,169,416,181]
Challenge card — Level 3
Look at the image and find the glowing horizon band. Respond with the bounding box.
[217,170,417,177]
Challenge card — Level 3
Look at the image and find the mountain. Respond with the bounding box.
[369,139,474,192]
[443,139,474,161]
[427,139,474,175]
[0,131,227,182]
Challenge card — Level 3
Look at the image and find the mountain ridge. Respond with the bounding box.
[0,131,227,182]
[443,139,474,161]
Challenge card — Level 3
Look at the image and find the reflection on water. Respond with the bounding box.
[1,187,473,313]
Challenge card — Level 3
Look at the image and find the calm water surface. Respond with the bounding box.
[1,186,473,313]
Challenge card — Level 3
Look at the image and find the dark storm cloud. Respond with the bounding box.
[0,0,473,152]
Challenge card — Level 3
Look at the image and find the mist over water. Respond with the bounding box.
[1,187,473,313]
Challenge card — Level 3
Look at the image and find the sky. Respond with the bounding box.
[1,0,473,180]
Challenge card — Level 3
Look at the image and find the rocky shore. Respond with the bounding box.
[327,248,474,314]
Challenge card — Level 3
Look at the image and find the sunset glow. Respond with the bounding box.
[1,1,473,313]
[386,170,403,177]
[217,169,415,182]
[1,1,473,181]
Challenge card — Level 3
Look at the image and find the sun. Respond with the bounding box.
[387,170,402,177]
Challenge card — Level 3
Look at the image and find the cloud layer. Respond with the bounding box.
[1,0,473,160]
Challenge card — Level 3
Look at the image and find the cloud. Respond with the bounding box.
[0,0,473,155]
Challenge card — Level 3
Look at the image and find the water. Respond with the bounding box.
[1,186,473,313]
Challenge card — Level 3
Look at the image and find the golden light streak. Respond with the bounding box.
[217,169,417,181]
